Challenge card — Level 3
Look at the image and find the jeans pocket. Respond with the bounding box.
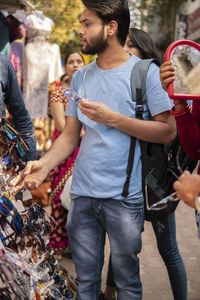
[120,200,144,209]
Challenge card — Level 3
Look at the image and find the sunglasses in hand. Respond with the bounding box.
[63,88,82,104]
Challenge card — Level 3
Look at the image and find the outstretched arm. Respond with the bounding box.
[13,116,82,191]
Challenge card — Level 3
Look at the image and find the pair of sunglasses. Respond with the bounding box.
[4,122,29,157]
[0,195,23,236]
[25,204,55,229]
[63,88,82,104]
[0,120,29,158]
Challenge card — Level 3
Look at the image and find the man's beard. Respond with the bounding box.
[81,27,109,55]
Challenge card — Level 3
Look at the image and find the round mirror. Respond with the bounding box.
[164,40,200,100]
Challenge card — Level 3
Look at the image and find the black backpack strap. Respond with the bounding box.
[122,58,160,198]
[122,136,136,197]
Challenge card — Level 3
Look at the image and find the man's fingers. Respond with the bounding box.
[12,171,24,187]
[14,182,25,193]
[23,161,35,175]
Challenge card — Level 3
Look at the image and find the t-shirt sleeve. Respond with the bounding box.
[65,74,78,118]
[146,63,172,117]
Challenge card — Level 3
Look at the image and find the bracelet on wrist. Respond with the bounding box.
[173,102,187,106]
[171,104,190,117]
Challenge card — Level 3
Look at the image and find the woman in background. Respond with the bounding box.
[48,51,85,260]
[100,28,187,300]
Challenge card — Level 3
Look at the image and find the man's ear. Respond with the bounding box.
[106,20,118,37]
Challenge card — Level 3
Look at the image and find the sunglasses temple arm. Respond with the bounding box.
[83,68,89,99]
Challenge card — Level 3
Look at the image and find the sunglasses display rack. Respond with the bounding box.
[0,119,77,299]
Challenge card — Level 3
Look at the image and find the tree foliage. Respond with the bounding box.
[128,0,185,53]
[139,0,185,51]
[29,0,84,57]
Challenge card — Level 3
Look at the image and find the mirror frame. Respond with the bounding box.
[164,39,200,100]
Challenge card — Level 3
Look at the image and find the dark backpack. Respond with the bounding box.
[122,58,198,222]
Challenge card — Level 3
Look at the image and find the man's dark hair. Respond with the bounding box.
[81,0,130,46]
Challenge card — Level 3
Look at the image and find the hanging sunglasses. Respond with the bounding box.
[63,88,82,104]
[0,120,29,158]
[0,196,23,236]
[26,204,55,229]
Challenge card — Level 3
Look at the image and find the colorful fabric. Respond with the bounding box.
[48,86,79,252]
[49,86,68,109]
[6,15,26,41]
[10,40,24,87]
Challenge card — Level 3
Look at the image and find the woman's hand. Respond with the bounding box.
[160,61,175,92]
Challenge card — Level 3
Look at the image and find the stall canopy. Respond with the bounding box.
[0,0,34,13]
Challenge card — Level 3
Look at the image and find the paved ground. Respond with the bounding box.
[59,201,200,300]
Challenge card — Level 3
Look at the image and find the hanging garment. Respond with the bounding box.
[6,15,27,87]
[23,13,56,119]
[10,40,24,87]
[48,43,63,83]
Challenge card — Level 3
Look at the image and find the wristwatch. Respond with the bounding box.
[195,195,200,211]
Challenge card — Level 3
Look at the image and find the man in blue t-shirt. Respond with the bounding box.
[14,0,176,299]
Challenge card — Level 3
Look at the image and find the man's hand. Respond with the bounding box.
[79,98,115,125]
[13,160,49,192]
[160,61,175,91]
[173,171,200,209]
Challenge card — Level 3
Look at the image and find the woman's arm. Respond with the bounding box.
[50,102,66,132]
[160,61,200,160]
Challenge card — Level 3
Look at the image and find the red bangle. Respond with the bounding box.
[173,102,187,106]
[171,105,190,117]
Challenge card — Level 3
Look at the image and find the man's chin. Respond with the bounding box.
[81,48,97,55]
[81,47,89,55]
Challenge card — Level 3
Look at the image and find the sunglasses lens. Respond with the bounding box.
[0,203,9,216]
[4,126,17,140]
[64,90,73,97]
[0,233,6,246]
[151,202,168,210]
[0,217,7,231]
[15,142,26,157]
[16,213,23,227]
[3,155,10,165]
[1,195,13,210]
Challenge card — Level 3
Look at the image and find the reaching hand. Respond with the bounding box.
[173,171,200,209]
[13,160,49,192]
[160,61,175,92]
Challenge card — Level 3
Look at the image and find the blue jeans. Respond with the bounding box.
[67,197,144,300]
[107,212,187,300]
[152,212,187,300]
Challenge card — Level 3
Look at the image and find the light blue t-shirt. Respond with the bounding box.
[65,55,172,202]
